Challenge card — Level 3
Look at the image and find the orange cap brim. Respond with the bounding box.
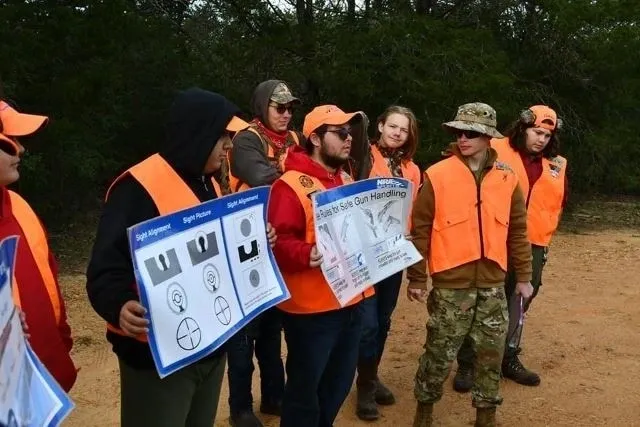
[2,112,48,137]
[226,116,250,132]
[303,111,362,137]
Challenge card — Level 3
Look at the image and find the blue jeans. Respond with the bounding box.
[358,271,403,363]
[226,307,284,415]
[280,304,362,427]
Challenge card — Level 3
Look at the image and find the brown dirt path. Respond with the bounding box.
[60,229,640,426]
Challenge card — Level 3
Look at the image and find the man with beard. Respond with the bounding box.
[267,105,374,427]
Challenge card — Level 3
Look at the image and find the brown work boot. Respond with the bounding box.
[474,407,496,427]
[356,361,380,421]
[412,402,433,427]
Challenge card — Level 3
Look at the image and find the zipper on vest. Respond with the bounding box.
[201,176,209,193]
[476,182,485,257]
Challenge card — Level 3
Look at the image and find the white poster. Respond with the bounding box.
[311,178,423,306]
[0,236,74,427]
[128,186,289,378]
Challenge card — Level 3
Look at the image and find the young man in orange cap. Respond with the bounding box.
[455,105,568,390]
[86,88,276,427]
[268,104,373,427]
[0,100,78,392]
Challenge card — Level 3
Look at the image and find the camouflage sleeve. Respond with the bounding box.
[406,175,434,289]
[508,184,533,282]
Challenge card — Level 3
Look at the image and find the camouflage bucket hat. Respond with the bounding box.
[442,102,504,139]
[270,82,301,105]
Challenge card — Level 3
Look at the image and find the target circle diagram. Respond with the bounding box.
[202,264,220,293]
[249,269,260,288]
[166,282,187,314]
[240,218,252,237]
[176,317,201,351]
[214,296,232,325]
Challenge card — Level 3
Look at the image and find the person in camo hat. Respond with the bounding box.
[225,80,303,427]
[406,102,534,427]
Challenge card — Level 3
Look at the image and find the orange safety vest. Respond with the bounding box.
[369,145,421,201]
[8,191,61,326]
[229,126,300,193]
[491,138,566,246]
[105,153,221,342]
[426,155,518,274]
[276,170,374,314]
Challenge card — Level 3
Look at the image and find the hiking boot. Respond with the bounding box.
[259,399,282,416]
[502,355,541,386]
[374,378,396,405]
[453,364,474,393]
[474,407,496,427]
[230,410,263,427]
[412,402,433,427]
[356,361,380,420]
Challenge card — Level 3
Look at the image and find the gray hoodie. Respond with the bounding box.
[229,80,302,188]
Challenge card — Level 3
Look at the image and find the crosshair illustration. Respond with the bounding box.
[176,317,201,351]
[214,296,232,325]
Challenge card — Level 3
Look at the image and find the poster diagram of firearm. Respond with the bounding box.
[0,236,74,427]
[128,186,289,378]
[312,178,423,306]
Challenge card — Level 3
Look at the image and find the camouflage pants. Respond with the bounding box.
[414,287,508,408]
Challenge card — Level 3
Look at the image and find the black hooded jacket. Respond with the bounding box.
[86,88,241,369]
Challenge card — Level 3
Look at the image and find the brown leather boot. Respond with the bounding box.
[356,361,380,421]
[474,407,496,427]
[412,402,433,427]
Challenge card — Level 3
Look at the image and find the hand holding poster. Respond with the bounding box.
[0,236,74,427]
[311,178,423,306]
[128,186,289,378]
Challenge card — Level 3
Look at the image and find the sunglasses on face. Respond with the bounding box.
[269,103,294,114]
[324,127,352,141]
[454,129,484,139]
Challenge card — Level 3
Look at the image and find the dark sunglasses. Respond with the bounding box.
[453,129,484,139]
[269,103,294,114]
[324,127,352,141]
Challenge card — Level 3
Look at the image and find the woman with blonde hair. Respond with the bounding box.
[355,105,421,421]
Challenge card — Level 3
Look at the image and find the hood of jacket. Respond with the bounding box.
[161,87,241,178]
[250,80,284,127]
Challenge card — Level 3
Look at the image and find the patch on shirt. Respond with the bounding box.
[494,161,514,173]
[298,174,315,188]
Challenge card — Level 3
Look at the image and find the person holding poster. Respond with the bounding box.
[0,99,77,393]
[85,88,275,427]
[356,106,421,421]
[406,103,534,427]
[225,79,302,426]
[454,105,568,390]
[268,105,374,427]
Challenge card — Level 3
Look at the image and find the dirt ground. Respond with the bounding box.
[57,226,640,427]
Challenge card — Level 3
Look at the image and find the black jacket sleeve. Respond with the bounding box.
[85,176,159,326]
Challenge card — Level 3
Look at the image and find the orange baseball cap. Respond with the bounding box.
[529,105,557,131]
[226,115,250,132]
[0,132,20,155]
[0,100,49,137]
[303,105,363,138]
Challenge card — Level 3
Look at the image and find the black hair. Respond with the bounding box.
[503,119,560,158]
[304,124,329,154]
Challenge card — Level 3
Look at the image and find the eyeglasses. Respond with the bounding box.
[453,129,484,139]
[269,103,294,114]
[324,127,352,141]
